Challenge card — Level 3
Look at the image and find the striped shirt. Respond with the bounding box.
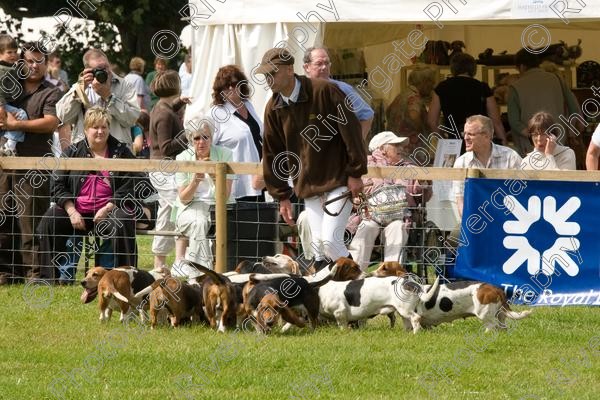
[453,143,522,198]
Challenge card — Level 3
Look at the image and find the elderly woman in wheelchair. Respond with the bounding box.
[347,131,432,271]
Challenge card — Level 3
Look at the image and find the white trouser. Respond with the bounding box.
[348,219,409,271]
[176,201,213,268]
[151,187,178,255]
[304,186,353,261]
[296,210,315,260]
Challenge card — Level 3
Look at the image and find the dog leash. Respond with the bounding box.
[322,183,373,217]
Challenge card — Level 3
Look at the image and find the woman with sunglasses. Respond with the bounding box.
[522,111,576,170]
[210,65,265,202]
[171,119,234,276]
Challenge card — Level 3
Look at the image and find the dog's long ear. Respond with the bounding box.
[290,260,300,275]
[395,268,407,277]
[235,260,251,274]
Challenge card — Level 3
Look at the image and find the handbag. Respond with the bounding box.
[361,184,409,227]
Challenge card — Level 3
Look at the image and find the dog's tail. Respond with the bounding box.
[187,261,230,285]
[500,292,533,320]
[134,279,164,299]
[309,264,338,288]
[503,308,533,320]
[104,281,130,303]
[248,273,291,283]
[419,276,440,303]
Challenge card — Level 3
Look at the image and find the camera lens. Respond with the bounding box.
[93,68,108,84]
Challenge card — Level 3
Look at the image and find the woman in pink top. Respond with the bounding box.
[37,107,138,280]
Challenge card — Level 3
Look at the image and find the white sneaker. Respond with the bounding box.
[171,260,204,279]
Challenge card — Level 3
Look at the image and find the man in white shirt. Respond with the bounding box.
[453,115,522,217]
[302,47,374,140]
[585,124,600,170]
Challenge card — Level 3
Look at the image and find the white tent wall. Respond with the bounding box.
[184,22,322,123]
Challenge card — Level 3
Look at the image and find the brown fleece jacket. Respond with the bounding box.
[262,75,367,200]
[149,98,188,159]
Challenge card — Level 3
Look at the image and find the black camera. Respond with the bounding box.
[92,68,108,84]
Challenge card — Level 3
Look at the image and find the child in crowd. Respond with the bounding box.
[0,34,28,156]
[131,111,151,158]
[46,63,68,93]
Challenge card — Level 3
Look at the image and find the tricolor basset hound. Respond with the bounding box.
[406,280,533,331]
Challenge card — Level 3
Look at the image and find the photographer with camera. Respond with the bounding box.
[56,48,140,149]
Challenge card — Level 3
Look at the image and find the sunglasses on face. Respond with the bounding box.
[193,135,211,142]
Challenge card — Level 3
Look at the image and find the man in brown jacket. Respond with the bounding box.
[256,48,367,270]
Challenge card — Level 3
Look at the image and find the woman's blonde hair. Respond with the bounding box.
[84,106,110,130]
[129,56,146,73]
[408,65,436,88]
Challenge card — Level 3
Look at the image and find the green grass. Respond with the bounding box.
[1,238,599,399]
[2,288,599,399]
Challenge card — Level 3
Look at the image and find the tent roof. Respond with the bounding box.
[190,0,600,25]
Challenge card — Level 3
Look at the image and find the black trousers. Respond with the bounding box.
[0,171,23,282]
[37,206,137,280]
[0,170,51,280]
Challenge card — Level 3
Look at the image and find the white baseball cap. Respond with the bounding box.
[368,131,408,152]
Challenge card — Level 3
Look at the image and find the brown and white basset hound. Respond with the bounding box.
[80,266,158,323]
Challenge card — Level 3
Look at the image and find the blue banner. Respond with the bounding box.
[454,178,600,306]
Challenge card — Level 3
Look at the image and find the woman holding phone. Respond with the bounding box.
[521,111,576,170]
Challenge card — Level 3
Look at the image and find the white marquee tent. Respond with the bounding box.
[185,0,600,122]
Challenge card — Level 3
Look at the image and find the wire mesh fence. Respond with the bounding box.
[2,157,590,284]
[0,167,453,283]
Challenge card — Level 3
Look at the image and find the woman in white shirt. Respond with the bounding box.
[210,65,265,202]
[521,111,576,170]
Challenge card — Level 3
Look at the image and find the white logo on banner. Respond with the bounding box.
[502,196,581,277]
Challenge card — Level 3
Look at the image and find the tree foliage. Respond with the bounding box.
[2,0,189,75]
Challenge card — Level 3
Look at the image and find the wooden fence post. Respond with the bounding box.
[215,162,227,273]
